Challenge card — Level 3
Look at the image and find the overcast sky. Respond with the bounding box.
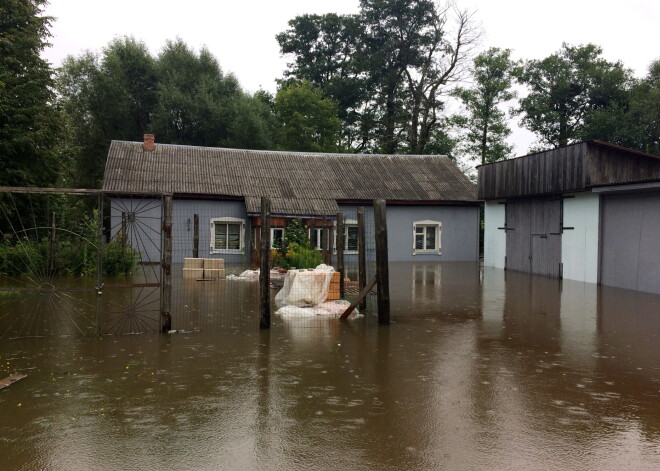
[42,0,659,155]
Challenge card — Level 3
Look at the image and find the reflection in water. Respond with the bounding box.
[1,262,660,470]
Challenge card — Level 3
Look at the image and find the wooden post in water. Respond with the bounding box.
[374,199,390,324]
[322,215,328,264]
[260,197,271,329]
[49,211,56,274]
[121,212,128,250]
[336,212,345,298]
[161,195,173,333]
[96,195,104,336]
[357,206,367,310]
[193,213,199,258]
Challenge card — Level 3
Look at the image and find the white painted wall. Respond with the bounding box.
[484,201,506,269]
[562,192,600,283]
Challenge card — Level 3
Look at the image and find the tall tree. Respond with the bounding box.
[515,43,632,149]
[274,81,341,152]
[0,0,61,186]
[455,47,516,165]
[277,0,478,154]
[58,37,158,187]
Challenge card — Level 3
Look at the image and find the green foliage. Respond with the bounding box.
[514,43,633,149]
[455,48,517,165]
[277,1,479,154]
[275,81,341,152]
[285,243,323,269]
[282,219,310,248]
[57,37,277,188]
[269,219,322,269]
[0,211,137,278]
[0,0,62,188]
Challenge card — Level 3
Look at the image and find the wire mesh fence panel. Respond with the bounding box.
[0,190,101,338]
[0,190,167,338]
[102,194,163,335]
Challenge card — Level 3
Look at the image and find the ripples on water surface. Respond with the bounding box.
[1,262,660,470]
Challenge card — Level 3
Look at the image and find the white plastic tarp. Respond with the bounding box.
[275,300,361,319]
[274,264,335,308]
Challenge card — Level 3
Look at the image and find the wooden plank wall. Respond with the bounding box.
[478,143,589,199]
[478,142,660,200]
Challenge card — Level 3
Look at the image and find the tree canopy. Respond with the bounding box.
[0,0,62,186]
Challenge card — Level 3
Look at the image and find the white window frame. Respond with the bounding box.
[271,227,284,249]
[413,220,441,255]
[309,227,324,250]
[210,217,245,254]
[333,219,359,254]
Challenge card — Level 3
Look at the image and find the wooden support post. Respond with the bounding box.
[340,276,376,320]
[322,215,328,264]
[96,195,104,336]
[336,212,345,298]
[49,211,56,274]
[374,199,390,324]
[193,213,199,258]
[161,195,173,333]
[260,197,271,329]
[121,212,128,250]
[357,206,367,310]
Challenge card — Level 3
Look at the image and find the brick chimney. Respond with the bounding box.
[143,134,155,151]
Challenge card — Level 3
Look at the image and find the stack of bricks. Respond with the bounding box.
[325,271,341,301]
[182,258,226,280]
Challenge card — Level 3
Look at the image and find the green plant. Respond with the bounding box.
[285,244,323,269]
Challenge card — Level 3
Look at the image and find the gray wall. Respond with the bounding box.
[385,205,480,262]
[600,192,660,294]
[112,198,479,266]
[172,199,250,265]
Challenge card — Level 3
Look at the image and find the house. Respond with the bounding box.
[102,135,480,267]
[478,140,660,294]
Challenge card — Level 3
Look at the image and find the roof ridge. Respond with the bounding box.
[109,140,448,159]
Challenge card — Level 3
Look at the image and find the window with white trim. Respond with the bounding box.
[333,219,358,253]
[310,227,324,250]
[271,228,284,249]
[210,217,245,253]
[413,220,441,255]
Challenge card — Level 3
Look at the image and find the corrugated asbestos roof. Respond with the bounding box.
[103,141,478,216]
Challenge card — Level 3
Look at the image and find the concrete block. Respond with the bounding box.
[204,268,226,279]
[204,258,225,269]
[184,258,204,269]
[183,268,204,279]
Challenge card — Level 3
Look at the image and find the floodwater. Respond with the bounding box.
[1,262,660,470]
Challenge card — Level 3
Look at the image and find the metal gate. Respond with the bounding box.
[505,197,562,277]
[0,188,164,338]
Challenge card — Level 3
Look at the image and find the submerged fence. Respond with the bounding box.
[0,187,388,337]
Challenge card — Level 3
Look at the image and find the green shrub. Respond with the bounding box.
[286,244,323,269]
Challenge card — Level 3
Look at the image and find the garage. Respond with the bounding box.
[505,197,562,277]
[600,192,660,294]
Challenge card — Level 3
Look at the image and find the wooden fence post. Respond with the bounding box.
[336,212,344,298]
[322,215,328,264]
[193,213,199,258]
[96,195,104,336]
[357,206,367,310]
[49,211,56,274]
[161,195,173,333]
[260,197,271,329]
[374,199,390,324]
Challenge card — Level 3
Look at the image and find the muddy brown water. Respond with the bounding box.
[1,262,660,470]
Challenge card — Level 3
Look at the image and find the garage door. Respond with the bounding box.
[506,197,562,277]
[600,192,660,294]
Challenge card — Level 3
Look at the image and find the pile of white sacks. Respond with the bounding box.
[229,264,360,319]
[274,264,360,319]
